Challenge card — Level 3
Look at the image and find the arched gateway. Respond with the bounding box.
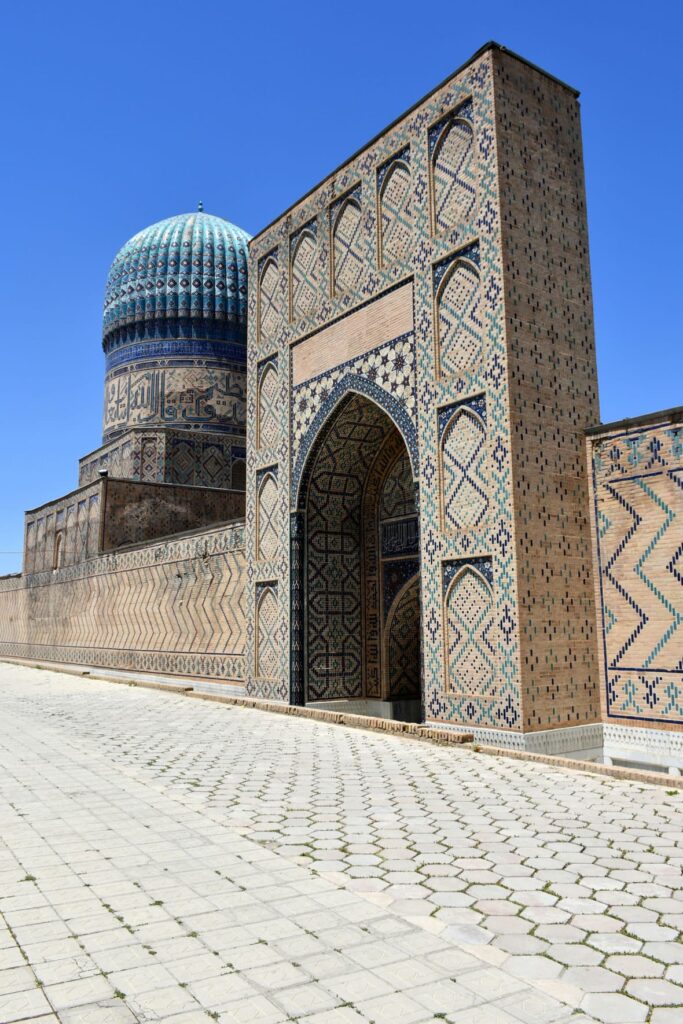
[291,392,422,719]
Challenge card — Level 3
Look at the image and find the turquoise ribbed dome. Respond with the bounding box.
[102,210,250,349]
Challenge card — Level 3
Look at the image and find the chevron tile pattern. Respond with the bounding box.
[592,420,683,724]
[0,524,245,681]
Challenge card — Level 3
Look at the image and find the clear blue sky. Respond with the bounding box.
[0,1,680,574]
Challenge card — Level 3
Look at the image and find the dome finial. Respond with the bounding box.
[197,200,204,212]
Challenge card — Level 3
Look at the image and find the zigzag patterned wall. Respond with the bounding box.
[0,523,245,681]
[590,416,683,727]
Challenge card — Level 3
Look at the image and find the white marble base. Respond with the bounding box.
[603,723,683,774]
[426,721,605,760]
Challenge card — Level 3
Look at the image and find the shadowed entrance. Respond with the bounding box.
[294,392,421,719]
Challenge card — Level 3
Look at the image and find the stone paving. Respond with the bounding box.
[0,665,682,1023]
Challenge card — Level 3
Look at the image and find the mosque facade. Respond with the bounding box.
[0,42,681,771]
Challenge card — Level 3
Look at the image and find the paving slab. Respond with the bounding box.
[1,663,682,1022]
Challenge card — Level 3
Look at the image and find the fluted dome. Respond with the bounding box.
[101,209,250,445]
[102,210,250,350]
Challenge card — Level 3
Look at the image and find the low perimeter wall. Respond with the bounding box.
[587,408,683,731]
[0,521,246,683]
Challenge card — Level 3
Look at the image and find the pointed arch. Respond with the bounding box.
[256,584,278,679]
[435,258,483,378]
[379,160,412,267]
[385,573,421,699]
[380,449,416,521]
[257,472,278,561]
[440,405,489,533]
[53,531,64,570]
[292,377,418,509]
[332,198,363,296]
[432,117,477,234]
[257,362,279,449]
[298,392,417,703]
[290,229,319,319]
[231,459,245,490]
[361,427,419,699]
[444,565,496,696]
[258,257,280,345]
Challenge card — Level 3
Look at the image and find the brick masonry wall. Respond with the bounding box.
[0,522,246,682]
[587,412,683,730]
[244,44,605,736]
[79,427,246,491]
[101,479,244,550]
[24,481,103,574]
[244,46,518,725]
[493,52,601,731]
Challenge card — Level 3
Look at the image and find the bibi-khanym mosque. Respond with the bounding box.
[1,42,681,771]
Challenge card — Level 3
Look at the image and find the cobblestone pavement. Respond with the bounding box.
[1,665,682,1023]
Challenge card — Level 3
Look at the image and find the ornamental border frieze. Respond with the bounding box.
[21,521,245,587]
[0,642,244,682]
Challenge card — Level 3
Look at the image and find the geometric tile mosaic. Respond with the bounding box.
[385,574,420,699]
[434,244,482,379]
[291,330,417,501]
[378,151,412,268]
[443,557,497,718]
[592,420,683,725]
[256,467,279,562]
[439,395,489,533]
[258,255,280,345]
[256,581,279,680]
[331,190,364,297]
[290,220,319,320]
[429,99,477,235]
[257,356,279,450]
[304,396,398,700]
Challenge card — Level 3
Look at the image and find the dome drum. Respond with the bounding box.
[101,211,250,445]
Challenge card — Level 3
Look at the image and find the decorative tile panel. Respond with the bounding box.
[257,356,279,450]
[290,220,319,320]
[430,100,477,235]
[443,557,498,718]
[258,254,281,345]
[439,396,489,534]
[434,244,483,379]
[256,467,279,562]
[590,418,683,726]
[256,582,279,679]
[378,151,412,268]
[386,575,420,699]
[331,188,364,297]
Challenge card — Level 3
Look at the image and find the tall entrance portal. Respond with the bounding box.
[294,393,421,720]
